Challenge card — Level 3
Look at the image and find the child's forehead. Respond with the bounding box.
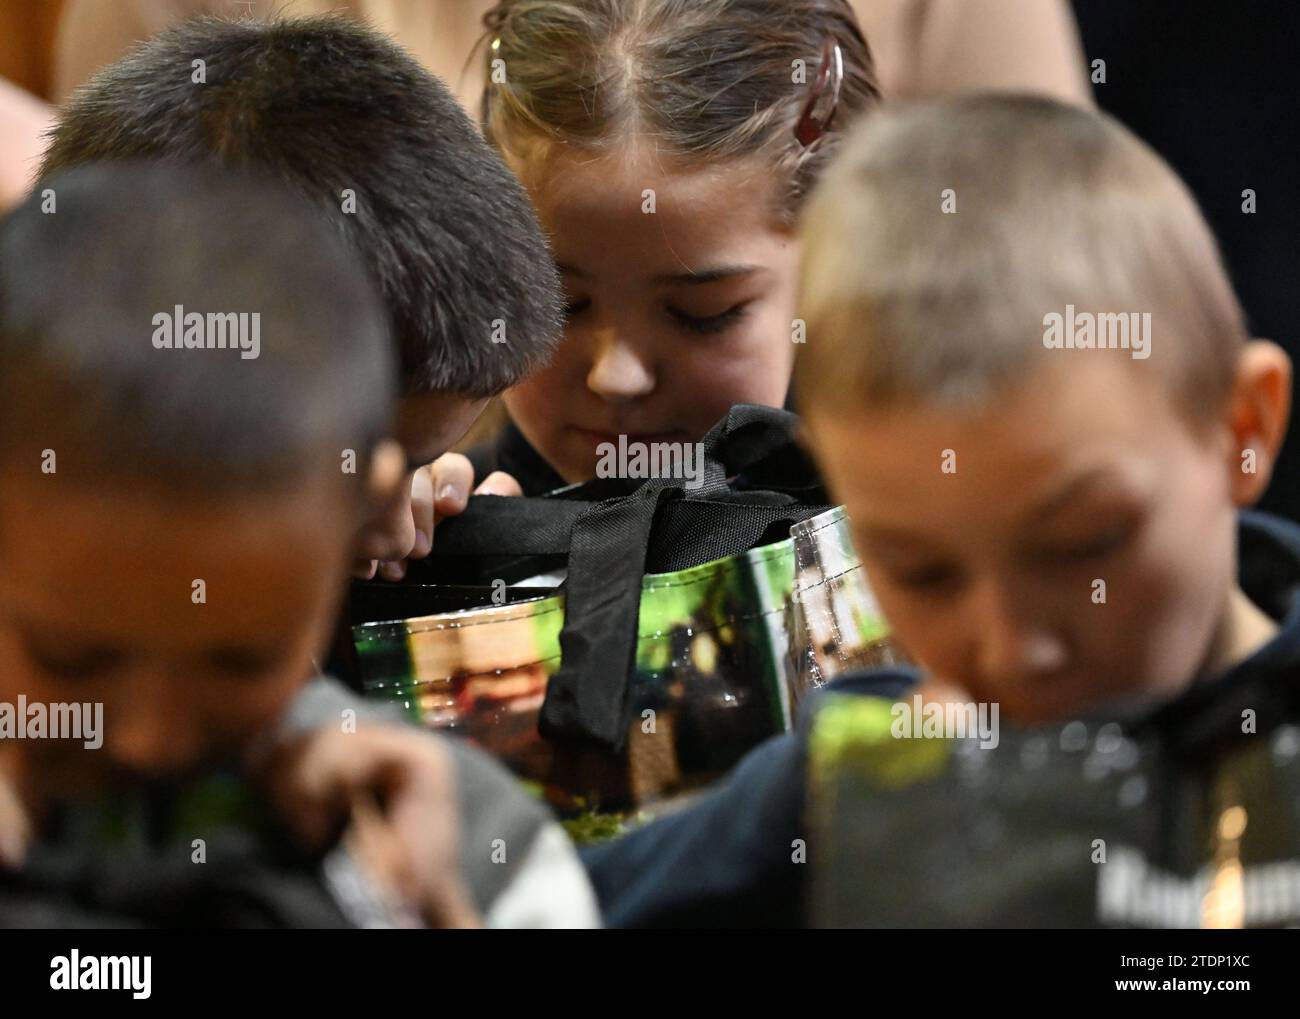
[823,352,1181,439]
[0,470,350,554]
[531,142,779,223]
[0,480,345,635]
[531,151,794,285]
[810,358,1192,507]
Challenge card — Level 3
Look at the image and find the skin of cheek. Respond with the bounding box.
[664,303,799,427]
[1097,444,1238,700]
[0,477,355,793]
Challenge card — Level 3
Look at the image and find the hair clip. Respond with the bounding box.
[795,38,844,148]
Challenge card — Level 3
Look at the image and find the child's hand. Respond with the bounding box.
[250,724,481,928]
[374,453,521,582]
[0,752,32,870]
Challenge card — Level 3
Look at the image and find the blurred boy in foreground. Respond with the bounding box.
[0,163,596,927]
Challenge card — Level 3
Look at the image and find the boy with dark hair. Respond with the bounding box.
[584,95,1296,927]
[0,161,597,927]
[41,15,563,584]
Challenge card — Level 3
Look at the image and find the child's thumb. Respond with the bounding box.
[473,471,523,497]
[0,776,31,870]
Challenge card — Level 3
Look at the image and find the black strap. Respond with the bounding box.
[540,482,688,750]
[430,497,587,556]
[426,494,816,565]
[540,404,817,750]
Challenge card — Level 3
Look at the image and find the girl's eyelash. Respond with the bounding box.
[562,299,749,334]
[669,303,749,335]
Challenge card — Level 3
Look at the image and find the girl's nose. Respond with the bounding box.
[586,330,655,402]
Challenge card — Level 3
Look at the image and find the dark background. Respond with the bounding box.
[1072,2,1299,522]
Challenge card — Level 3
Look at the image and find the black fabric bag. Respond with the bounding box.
[352,405,844,808]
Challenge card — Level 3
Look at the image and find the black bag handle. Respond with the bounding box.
[428,496,589,557]
[427,492,815,563]
[428,404,815,561]
[540,404,815,750]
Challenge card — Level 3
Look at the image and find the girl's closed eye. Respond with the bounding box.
[668,300,752,335]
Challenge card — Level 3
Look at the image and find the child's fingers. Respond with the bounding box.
[387,744,483,929]
[430,453,474,521]
[344,792,425,928]
[473,471,523,497]
[422,871,482,929]
[346,787,479,929]
[0,771,31,870]
[370,466,430,581]
[408,465,434,559]
[252,726,482,927]
[248,730,370,849]
[253,726,423,847]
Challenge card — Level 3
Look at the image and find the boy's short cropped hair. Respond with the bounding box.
[0,160,393,490]
[41,15,563,399]
[796,94,1248,424]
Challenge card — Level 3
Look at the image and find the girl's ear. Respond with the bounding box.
[1225,340,1292,506]
[366,439,408,505]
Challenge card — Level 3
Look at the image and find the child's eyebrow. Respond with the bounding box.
[1032,468,1126,519]
[557,263,762,285]
[652,265,762,286]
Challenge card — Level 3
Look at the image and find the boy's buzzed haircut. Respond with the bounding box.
[797,95,1248,424]
[0,161,393,489]
[41,15,563,398]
